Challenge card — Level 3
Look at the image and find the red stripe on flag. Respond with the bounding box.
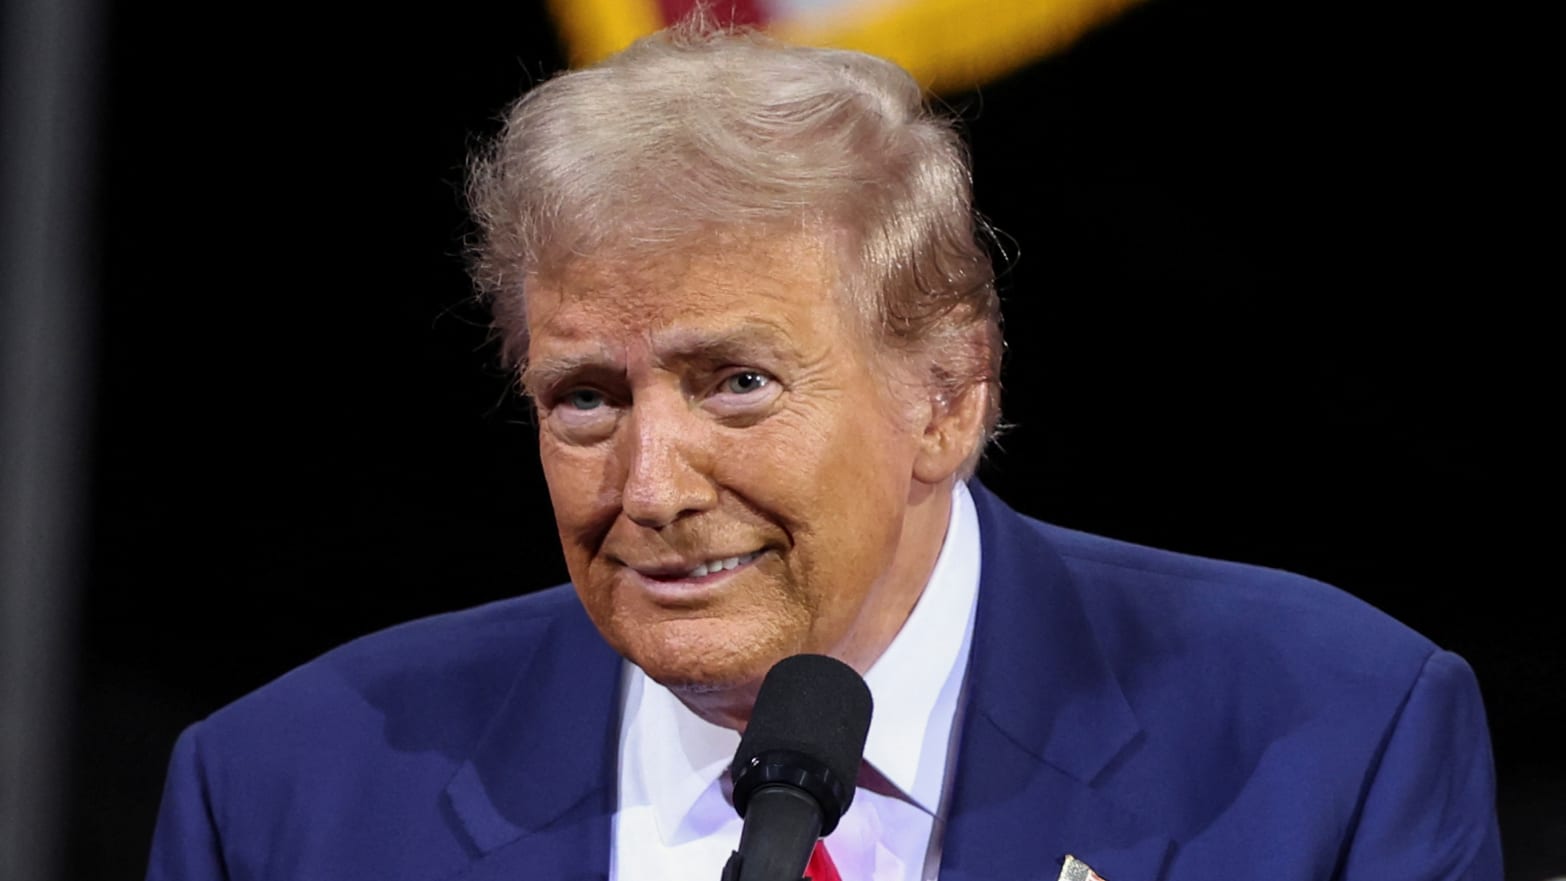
[659,0,770,27]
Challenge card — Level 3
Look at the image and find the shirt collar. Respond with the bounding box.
[619,480,984,840]
[860,479,981,813]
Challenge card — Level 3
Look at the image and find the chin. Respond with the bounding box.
[624,617,803,702]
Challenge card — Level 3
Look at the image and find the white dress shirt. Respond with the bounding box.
[610,482,983,881]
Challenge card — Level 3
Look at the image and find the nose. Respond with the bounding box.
[619,390,718,529]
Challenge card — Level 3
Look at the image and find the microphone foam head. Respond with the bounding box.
[730,654,873,834]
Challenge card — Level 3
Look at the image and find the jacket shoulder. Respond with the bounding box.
[199,592,578,829]
[152,585,597,879]
[203,584,585,742]
[1028,516,1439,674]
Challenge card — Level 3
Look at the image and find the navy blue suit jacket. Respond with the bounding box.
[148,484,1502,880]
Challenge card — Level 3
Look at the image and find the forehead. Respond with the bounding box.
[523,233,847,354]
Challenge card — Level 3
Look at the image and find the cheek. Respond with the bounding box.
[714,397,919,535]
[538,436,618,554]
[719,413,915,587]
[773,401,917,490]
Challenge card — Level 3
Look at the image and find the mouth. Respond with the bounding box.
[676,550,763,580]
[627,549,765,585]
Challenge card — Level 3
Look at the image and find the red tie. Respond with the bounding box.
[804,841,843,881]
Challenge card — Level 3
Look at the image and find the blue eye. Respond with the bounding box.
[564,389,605,410]
[722,372,770,395]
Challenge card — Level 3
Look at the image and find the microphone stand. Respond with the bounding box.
[719,783,823,881]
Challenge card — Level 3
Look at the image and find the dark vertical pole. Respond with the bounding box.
[1,0,103,875]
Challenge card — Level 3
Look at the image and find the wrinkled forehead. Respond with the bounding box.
[522,226,863,341]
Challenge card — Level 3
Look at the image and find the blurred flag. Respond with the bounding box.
[548,0,1144,92]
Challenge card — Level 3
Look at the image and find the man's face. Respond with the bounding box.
[524,235,950,724]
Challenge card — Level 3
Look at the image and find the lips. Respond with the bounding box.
[625,549,765,582]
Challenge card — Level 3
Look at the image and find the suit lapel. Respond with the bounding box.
[442,600,624,880]
[941,484,1175,881]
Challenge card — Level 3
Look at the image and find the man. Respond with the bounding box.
[148,21,1502,881]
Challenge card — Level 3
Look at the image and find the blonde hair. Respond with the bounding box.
[468,19,1003,466]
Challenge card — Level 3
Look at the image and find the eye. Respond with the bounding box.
[704,368,780,421]
[720,371,771,395]
[545,385,620,444]
[563,388,606,410]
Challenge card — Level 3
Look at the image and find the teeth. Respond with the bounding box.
[685,551,760,579]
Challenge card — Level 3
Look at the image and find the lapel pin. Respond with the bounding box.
[1058,854,1107,881]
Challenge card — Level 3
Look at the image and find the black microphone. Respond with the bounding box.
[721,654,874,881]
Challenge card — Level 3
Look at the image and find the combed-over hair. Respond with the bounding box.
[468,19,1003,468]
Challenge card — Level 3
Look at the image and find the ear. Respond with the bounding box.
[912,380,988,484]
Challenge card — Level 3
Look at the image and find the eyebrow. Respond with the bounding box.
[652,323,798,368]
[520,351,615,397]
[521,322,800,396]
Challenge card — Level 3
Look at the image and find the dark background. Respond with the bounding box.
[71,0,1555,877]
